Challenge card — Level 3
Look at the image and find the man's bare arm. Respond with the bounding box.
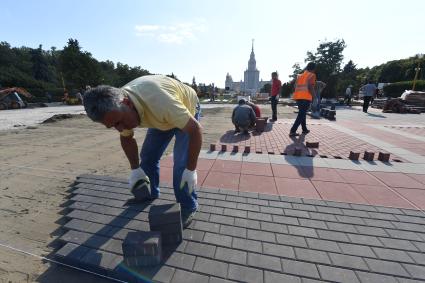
[181,116,202,171]
[120,134,140,169]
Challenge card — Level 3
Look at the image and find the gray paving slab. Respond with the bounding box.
[54,174,425,283]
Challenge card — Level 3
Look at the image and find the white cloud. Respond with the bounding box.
[135,19,206,44]
[135,25,160,32]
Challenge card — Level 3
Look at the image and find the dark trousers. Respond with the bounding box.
[363,96,372,112]
[290,100,311,133]
[345,96,351,106]
[140,104,200,212]
[271,96,278,120]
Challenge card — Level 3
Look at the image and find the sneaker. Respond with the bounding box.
[289,132,299,137]
[302,130,310,134]
[181,208,197,228]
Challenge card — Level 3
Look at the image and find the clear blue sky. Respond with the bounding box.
[1,0,424,87]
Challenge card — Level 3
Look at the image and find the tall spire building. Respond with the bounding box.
[225,40,270,96]
[243,39,260,95]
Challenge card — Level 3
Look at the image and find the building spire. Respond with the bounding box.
[251,38,254,52]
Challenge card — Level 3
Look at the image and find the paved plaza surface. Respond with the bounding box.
[52,106,425,282]
[56,174,425,283]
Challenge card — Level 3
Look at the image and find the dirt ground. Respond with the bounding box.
[0,105,295,282]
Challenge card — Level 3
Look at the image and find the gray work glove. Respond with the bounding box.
[180,169,197,195]
[129,167,150,189]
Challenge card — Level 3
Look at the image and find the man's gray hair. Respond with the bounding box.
[83,85,125,122]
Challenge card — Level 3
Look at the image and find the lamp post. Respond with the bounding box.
[412,53,423,91]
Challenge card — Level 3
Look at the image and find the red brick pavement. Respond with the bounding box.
[340,121,425,157]
[159,156,422,210]
[214,123,403,161]
[386,125,425,136]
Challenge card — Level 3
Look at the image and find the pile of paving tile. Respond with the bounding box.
[320,108,336,120]
[149,203,183,245]
[122,231,162,267]
[121,203,183,268]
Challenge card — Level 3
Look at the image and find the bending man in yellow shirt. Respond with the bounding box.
[83,75,202,228]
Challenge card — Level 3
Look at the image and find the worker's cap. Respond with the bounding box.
[238,98,246,104]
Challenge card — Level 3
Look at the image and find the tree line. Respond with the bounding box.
[282,39,424,98]
[0,38,423,101]
[0,39,151,101]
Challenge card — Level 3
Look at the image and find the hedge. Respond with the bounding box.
[383,80,425,98]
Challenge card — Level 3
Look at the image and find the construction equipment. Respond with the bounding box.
[382,98,422,113]
[0,87,31,110]
[62,92,83,105]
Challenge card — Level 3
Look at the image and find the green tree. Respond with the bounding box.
[191,76,198,92]
[379,61,404,82]
[167,72,180,81]
[58,39,102,90]
[336,60,359,96]
[31,44,50,81]
[343,60,357,74]
[260,83,271,94]
[281,81,295,98]
[305,39,347,98]
[114,62,150,86]
[289,63,302,80]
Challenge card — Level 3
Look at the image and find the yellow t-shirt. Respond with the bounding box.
[120,75,198,137]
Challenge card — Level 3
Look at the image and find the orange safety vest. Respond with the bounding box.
[293,71,316,101]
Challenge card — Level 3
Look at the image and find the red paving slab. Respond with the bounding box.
[160,166,173,185]
[312,180,369,204]
[335,169,384,186]
[275,177,321,199]
[211,160,242,174]
[340,121,425,158]
[197,170,209,186]
[241,162,273,176]
[392,188,425,210]
[239,174,277,194]
[386,126,425,136]
[214,123,403,161]
[196,159,215,171]
[202,171,240,191]
[160,156,174,168]
[271,164,307,179]
[305,167,346,183]
[408,174,425,185]
[156,157,425,209]
[371,172,425,189]
[350,184,416,209]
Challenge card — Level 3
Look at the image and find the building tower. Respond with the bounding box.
[225,73,233,90]
[243,39,260,95]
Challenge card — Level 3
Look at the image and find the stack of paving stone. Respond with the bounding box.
[320,107,336,120]
[122,231,161,267]
[149,203,183,245]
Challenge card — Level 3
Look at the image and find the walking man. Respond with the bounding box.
[361,81,376,113]
[83,75,202,228]
[270,72,281,121]
[290,62,316,137]
[345,85,352,106]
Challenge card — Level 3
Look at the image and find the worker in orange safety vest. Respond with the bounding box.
[289,62,317,137]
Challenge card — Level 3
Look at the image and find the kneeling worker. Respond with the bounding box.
[83,75,202,228]
[232,99,256,134]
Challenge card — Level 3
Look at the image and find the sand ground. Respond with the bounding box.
[0,104,288,282]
